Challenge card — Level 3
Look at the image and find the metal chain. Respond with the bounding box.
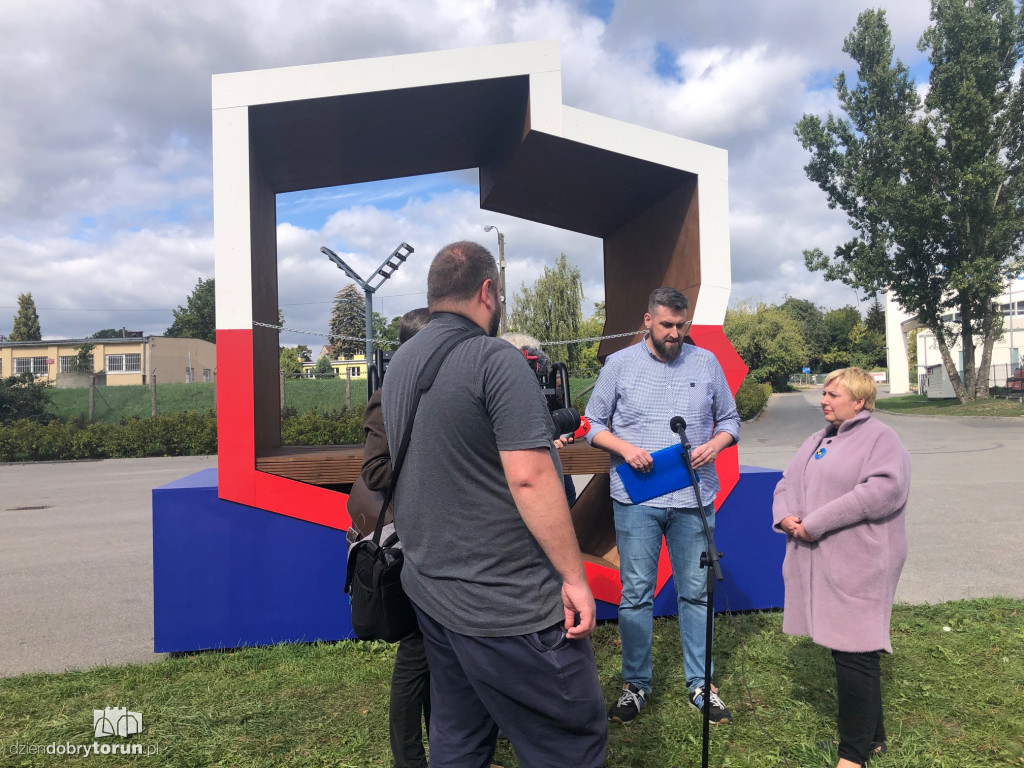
[253,320,644,348]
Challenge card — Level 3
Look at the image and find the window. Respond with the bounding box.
[106,353,142,373]
[185,366,194,383]
[203,368,212,382]
[59,355,92,373]
[14,357,49,375]
[348,367,361,378]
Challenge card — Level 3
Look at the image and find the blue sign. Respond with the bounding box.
[802,367,811,374]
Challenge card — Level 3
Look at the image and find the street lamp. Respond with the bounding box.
[320,241,415,371]
[483,225,506,334]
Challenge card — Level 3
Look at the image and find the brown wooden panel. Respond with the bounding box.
[256,442,611,484]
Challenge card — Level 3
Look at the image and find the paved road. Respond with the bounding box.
[739,390,1024,606]
[1,397,1021,678]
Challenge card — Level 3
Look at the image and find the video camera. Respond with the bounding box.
[516,347,589,440]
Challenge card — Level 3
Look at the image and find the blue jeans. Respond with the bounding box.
[613,500,715,695]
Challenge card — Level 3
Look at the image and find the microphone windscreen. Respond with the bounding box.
[669,415,686,434]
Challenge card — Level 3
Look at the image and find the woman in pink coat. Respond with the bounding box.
[772,367,910,768]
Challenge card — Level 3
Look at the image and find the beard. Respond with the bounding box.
[651,334,682,361]
[486,299,502,337]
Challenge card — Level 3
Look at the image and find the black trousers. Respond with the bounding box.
[833,650,886,765]
[412,603,607,768]
[390,631,431,768]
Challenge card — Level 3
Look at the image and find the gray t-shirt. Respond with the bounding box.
[381,312,564,636]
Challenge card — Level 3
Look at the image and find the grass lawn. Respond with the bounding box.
[2,598,1021,767]
[876,394,1024,417]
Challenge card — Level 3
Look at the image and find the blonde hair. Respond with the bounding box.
[824,367,877,411]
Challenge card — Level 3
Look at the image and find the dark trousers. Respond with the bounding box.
[390,631,430,768]
[833,650,886,765]
[412,603,607,768]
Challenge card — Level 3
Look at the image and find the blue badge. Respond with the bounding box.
[814,446,826,460]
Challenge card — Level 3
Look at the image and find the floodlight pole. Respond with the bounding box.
[484,225,507,334]
[320,242,415,369]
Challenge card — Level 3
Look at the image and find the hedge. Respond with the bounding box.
[0,407,367,462]
[735,379,772,421]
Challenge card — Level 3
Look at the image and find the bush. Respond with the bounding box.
[0,374,54,424]
[735,379,772,421]
[0,406,368,462]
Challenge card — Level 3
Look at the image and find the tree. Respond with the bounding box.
[779,297,829,371]
[724,301,808,391]
[67,343,95,374]
[313,354,335,378]
[328,284,366,358]
[374,312,401,347]
[796,3,1024,401]
[166,278,216,343]
[10,293,42,341]
[0,374,53,424]
[91,328,123,339]
[508,254,585,371]
[296,344,312,362]
[576,302,606,376]
[280,347,304,376]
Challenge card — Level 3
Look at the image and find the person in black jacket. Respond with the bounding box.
[360,307,431,768]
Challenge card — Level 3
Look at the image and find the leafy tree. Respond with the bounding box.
[91,328,123,339]
[724,301,808,391]
[779,297,829,371]
[67,343,95,374]
[374,312,401,347]
[280,347,304,376]
[313,354,335,378]
[865,298,886,336]
[508,254,585,371]
[166,278,216,343]
[10,293,42,341]
[576,302,606,375]
[796,3,1024,401]
[0,374,53,424]
[328,284,366,358]
[296,344,312,362]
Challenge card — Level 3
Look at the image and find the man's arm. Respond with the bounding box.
[689,361,740,469]
[361,389,392,492]
[500,447,596,638]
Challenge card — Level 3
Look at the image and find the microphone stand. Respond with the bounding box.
[676,428,723,768]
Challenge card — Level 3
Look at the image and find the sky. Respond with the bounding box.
[0,0,936,346]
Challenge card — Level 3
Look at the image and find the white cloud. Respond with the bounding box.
[0,0,935,344]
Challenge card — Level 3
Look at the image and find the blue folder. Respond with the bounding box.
[615,443,698,504]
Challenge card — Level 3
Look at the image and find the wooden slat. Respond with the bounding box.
[255,441,611,485]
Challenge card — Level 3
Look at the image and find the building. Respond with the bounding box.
[885,277,1024,396]
[300,345,368,380]
[0,335,216,386]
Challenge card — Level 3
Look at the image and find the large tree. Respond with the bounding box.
[724,301,809,391]
[328,284,366,358]
[166,277,216,343]
[508,253,585,371]
[10,293,42,341]
[796,2,1024,402]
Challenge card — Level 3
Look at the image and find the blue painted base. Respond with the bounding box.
[153,465,784,653]
[153,469,352,653]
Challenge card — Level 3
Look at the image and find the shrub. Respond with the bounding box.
[735,379,772,421]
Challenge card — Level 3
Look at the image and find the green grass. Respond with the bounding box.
[44,380,368,423]
[876,394,1024,417]
[2,599,1021,767]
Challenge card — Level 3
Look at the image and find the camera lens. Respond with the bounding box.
[550,407,581,437]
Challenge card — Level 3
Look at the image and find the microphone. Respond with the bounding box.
[669,415,686,435]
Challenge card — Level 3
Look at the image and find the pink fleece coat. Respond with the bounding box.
[772,410,910,653]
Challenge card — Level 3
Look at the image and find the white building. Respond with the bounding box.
[885,277,1024,397]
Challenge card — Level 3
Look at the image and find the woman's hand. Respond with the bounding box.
[781,515,815,542]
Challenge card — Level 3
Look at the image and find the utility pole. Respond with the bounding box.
[484,225,507,334]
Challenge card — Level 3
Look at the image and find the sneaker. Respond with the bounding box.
[688,686,732,724]
[608,683,646,723]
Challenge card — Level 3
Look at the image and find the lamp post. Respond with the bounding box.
[483,225,507,334]
[320,242,414,370]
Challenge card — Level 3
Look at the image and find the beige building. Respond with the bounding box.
[0,335,216,386]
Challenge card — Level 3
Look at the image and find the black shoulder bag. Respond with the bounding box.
[344,325,484,642]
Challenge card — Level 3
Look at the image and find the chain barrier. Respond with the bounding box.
[252,321,642,349]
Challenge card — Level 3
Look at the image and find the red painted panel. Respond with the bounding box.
[689,325,748,396]
[216,329,256,507]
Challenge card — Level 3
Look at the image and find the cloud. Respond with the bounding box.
[0,0,936,343]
